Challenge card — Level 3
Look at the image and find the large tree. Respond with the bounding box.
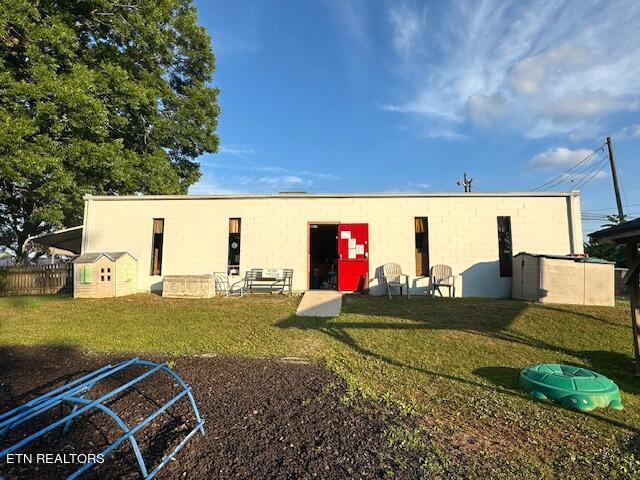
[0,0,219,259]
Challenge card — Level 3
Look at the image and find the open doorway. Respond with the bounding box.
[309,224,338,290]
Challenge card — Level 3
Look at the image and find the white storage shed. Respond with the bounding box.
[512,252,614,306]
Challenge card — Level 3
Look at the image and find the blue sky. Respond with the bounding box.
[191,0,640,233]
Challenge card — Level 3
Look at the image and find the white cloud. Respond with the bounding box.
[388,3,427,58]
[528,147,594,171]
[326,0,373,81]
[301,170,342,180]
[467,93,507,126]
[328,0,368,47]
[258,175,309,187]
[193,163,342,193]
[385,0,640,139]
[205,161,289,174]
[615,124,640,139]
[385,181,431,192]
[190,174,313,194]
[218,144,256,156]
[200,145,343,192]
[201,157,342,182]
[188,180,241,195]
[421,126,467,141]
[254,175,316,190]
[209,2,260,58]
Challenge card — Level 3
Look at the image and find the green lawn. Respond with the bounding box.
[1,294,639,478]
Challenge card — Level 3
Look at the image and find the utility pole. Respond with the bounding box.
[457,172,473,192]
[606,136,625,221]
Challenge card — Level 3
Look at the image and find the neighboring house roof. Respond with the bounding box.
[83,191,579,201]
[589,218,640,243]
[73,252,135,263]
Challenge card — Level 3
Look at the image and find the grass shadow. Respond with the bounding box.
[473,366,521,391]
[278,315,530,403]
[338,296,639,396]
[2,293,73,310]
[277,296,640,434]
[535,303,630,329]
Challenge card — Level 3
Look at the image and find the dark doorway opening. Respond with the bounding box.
[309,224,338,290]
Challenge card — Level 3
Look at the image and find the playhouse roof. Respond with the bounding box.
[73,252,135,263]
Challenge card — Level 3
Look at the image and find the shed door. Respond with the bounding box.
[337,223,369,291]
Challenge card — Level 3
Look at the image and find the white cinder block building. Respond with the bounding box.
[80,191,583,297]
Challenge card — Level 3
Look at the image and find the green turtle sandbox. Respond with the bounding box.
[520,364,623,411]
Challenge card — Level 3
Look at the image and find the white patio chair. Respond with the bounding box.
[382,263,410,299]
[213,272,245,297]
[430,264,455,298]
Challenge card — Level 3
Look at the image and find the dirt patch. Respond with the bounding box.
[0,346,424,479]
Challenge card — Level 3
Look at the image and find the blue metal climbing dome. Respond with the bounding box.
[0,357,205,479]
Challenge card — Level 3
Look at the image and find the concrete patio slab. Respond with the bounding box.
[296,291,343,317]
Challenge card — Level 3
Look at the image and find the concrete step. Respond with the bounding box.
[295,291,343,317]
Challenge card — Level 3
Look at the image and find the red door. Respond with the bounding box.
[337,223,369,291]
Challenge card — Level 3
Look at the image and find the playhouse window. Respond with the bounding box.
[497,216,513,277]
[151,218,164,276]
[227,218,241,275]
[414,217,430,276]
[79,265,93,284]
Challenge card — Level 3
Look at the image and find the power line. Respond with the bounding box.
[586,186,640,190]
[540,151,606,191]
[582,212,639,220]
[582,202,640,213]
[581,212,610,217]
[531,143,606,192]
[573,156,608,189]
[532,145,603,191]
[582,211,640,219]
[570,157,607,189]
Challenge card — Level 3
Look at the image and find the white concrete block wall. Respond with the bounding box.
[81,193,582,298]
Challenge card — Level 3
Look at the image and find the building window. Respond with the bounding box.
[415,217,429,276]
[227,218,241,275]
[497,216,512,277]
[151,218,164,276]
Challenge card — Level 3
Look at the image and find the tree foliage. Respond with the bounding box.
[600,214,628,228]
[0,0,219,258]
[583,240,627,268]
[583,214,629,267]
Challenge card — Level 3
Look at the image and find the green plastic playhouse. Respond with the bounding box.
[520,364,622,411]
